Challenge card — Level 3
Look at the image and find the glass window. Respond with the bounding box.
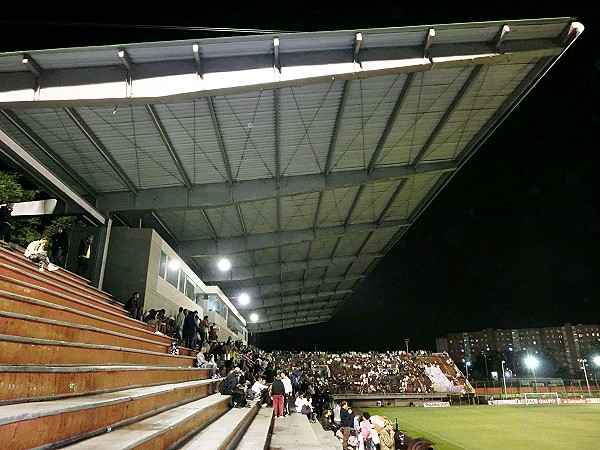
[185,276,195,301]
[166,258,179,288]
[159,251,167,279]
[227,313,245,337]
[178,269,186,293]
[207,295,227,319]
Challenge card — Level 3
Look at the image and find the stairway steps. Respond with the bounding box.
[0,248,119,306]
[269,412,322,449]
[0,334,195,367]
[0,263,125,316]
[0,245,95,288]
[0,379,220,450]
[62,394,235,449]
[177,401,260,450]
[0,289,173,346]
[0,279,146,330]
[234,406,274,450]
[0,365,211,404]
[0,310,184,356]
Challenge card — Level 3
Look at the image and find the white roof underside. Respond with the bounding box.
[0,18,583,332]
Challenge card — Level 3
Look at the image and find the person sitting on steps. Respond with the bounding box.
[24,237,58,272]
[124,292,140,320]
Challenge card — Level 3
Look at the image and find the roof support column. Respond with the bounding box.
[93,217,113,291]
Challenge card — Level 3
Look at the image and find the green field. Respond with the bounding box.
[363,404,600,449]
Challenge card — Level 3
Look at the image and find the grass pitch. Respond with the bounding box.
[364,404,600,449]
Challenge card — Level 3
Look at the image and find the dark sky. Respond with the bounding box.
[1,2,599,352]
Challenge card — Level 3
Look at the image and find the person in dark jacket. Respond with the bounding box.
[76,235,94,277]
[50,226,69,268]
[225,367,247,407]
[142,308,156,323]
[124,292,140,319]
[340,400,355,450]
[271,372,286,418]
[182,310,198,349]
[0,201,14,243]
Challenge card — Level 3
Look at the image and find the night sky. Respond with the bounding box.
[1,2,598,352]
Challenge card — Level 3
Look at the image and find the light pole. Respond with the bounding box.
[594,356,600,393]
[578,359,591,396]
[501,360,508,398]
[405,338,410,354]
[483,349,489,380]
[462,359,471,382]
[524,356,539,393]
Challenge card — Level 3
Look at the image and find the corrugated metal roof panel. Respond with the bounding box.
[0,18,581,332]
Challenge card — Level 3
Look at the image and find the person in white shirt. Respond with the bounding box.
[249,376,269,403]
[295,392,316,422]
[281,371,293,416]
[196,346,218,377]
[333,400,342,429]
[24,237,57,272]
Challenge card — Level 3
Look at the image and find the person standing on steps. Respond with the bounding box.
[50,226,69,268]
[271,372,286,419]
[76,235,94,278]
[340,401,355,450]
[0,201,14,243]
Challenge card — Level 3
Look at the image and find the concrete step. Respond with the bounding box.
[269,411,322,449]
[0,288,169,344]
[0,379,221,450]
[0,310,192,360]
[0,364,213,404]
[178,400,260,450]
[234,404,274,450]
[0,280,149,333]
[310,420,343,450]
[0,248,118,305]
[61,392,232,449]
[0,261,125,316]
[0,334,195,367]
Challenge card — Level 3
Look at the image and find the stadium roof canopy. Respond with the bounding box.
[0,17,583,332]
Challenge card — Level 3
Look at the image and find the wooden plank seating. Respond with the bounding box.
[0,245,118,297]
[0,265,123,314]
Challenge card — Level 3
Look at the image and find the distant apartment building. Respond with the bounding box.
[438,323,600,378]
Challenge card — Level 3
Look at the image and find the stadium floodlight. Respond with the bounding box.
[238,293,250,305]
[462,359,471,381]
[250,312,258,322]
[593,355,600,366]
[217,257,231,271]
[525,356,539,392]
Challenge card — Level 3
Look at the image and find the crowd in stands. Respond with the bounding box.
[201,345,456,448]
[182,338,466,415]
